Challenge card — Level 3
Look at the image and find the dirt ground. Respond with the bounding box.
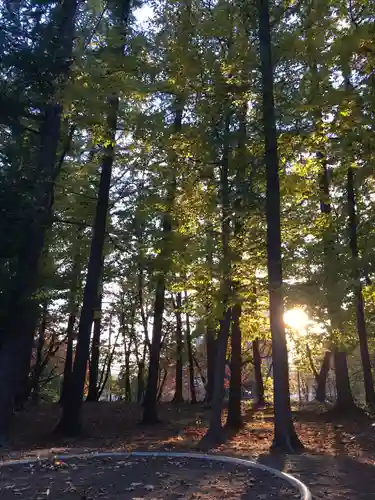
[1,402,375,499]
[0,455,299,499]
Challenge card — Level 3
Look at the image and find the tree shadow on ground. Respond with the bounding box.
[257,451,375,499]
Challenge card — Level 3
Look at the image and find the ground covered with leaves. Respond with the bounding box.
[1,402,375,499]
[0,455,299,499]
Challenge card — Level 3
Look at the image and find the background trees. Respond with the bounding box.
[1,0,375,450]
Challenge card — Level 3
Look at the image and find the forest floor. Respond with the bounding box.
[1,401,375,498]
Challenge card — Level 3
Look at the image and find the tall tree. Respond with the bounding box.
[0,0,78,444]
[142,97,185,423]
[347,166,375,405]
[56,0,131,435]
[204,108,232,444]
[258,0,303,451]
[184,290,197,403]
[172,292,184,403]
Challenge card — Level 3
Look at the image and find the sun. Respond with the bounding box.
[284,308,309,332]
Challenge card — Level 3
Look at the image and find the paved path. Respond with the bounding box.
[0,453,306,499]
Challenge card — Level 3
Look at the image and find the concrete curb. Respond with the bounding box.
[0,450,312,500]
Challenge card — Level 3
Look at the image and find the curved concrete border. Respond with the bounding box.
[0,451,311,500]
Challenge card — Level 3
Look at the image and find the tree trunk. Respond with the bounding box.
[86,286,103,402]
[226,104,247,429]
[157,368,168,402]
[60,309,76,405]
[319,159,354,408]
[347,167,375,405]
[334,349,354,409]
[204,225,216,405]
[172,292,184,403]
[226,303,242,429]
[124,354,132,401]
[0,0,77,444]
[205,324,216,404]
[204,109,232,444]
[253,338,265,406]
[184,291,197,403]
[13,327,37,411]
[60,229,82,405]
[315,350,331,402]
[56,87,122,434]
[137,361,145,403]
[258,0,303,451]
[31,301,49,403]
[142,98,184,424]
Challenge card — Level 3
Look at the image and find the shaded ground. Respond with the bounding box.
[2,402,375,498]
[0,455,298,499]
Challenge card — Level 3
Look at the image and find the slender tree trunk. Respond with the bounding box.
[184,291,197,403]
[137,361,145,403]
[204,226,216,405]
[315,351,331,402]
[204,109,232,444]
[86,286,103,402]
[226,303,242,429]
[31,301,48,403]
[347,167,375,405]
[60,309,76,405]
[172,292,184,403]
[226,103,247,429]
[142,98,184,424]
[124,353,132,401]
[258,0,303,451]
[205,323,216,404]
[319,157,354,409]
[60,228,82,405]
[253,338,265,406]
[56,86,122,434]
[0,0,77,444]
[157,368,168,401]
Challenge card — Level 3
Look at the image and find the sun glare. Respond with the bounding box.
[284,308,309,332]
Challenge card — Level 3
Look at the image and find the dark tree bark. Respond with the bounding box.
[314,350,331,402]
[204,226,216,405]
[120,296,136,402]
[0,0,77,444]
[124,353,132,402]
[86,286,103,402]
[226,103,247,430]
[57,104,117,432]
[157,368,168,401]
[184,290,197,404]
[205,319,216,404]
[258,0,303,451]
[347,167,375,405]
[31,301,49,403]
[142,98,184,424]
[172,292,184,403]
[334,349,354,409]
[137,361,145,404]
[318,156,354,409]
[226,303,242,429]
[60,308,77,405]
[55,8,129,429]
[59,229,82,404]
[172,293,184,403]
[204,110,232,444]
[253,338,265,406]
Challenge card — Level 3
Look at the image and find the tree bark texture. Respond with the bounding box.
[258,0,302,451]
